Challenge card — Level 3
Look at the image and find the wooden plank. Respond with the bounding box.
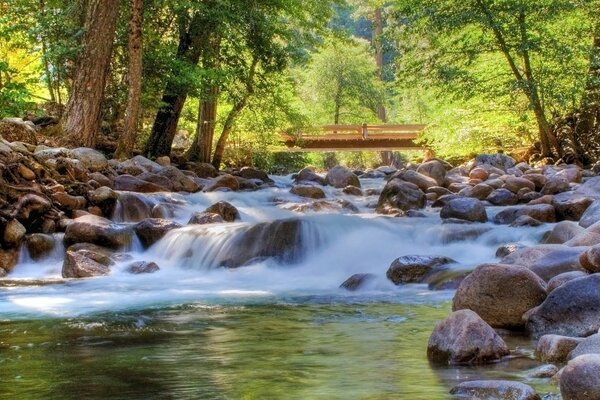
[282,137,423,150]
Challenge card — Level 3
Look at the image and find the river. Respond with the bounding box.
[0,175,560,399]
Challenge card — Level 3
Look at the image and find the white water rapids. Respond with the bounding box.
[1,175,549,318]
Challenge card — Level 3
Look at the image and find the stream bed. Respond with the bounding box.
[0,176,561,399]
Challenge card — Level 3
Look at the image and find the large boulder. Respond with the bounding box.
[326,166,360,188]
[493,204,556,225]
[204,201,240,222]
[70,147,108,172]
[114,174,168,193]
[580,200,600,228]
[156,166,200,192]
[377,179,425,213]
[560,354,600,400]
[526,274,600,338]
[544,221,585,245]
[0,117,37,144]
[452,264,547,329]
[184,162,218,179]
[501,245,586,281]
[88,186,118,217]
[393,169,437,192]
[25,233,56,260]
[427,309,509,365]
[440,198,488,223]
[62,244,115,278]
[3,219,26,246]
[487,188,519,206]
[553,197,593,222]
[216,219,312,268]
[386,255,455,285]
[504,177,536,194]
[579,244,600,273]
[64,215,132,249]
[569,334,600,360]
[134,218,182,248]
[449,381,540,400]
[416,160,447,186]
[547,271,588,293]
[238,167,273,184]
[294,167,326,185]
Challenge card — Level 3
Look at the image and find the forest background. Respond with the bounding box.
[1,0,599,171]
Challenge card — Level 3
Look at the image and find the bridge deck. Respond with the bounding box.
[281,124,427,152]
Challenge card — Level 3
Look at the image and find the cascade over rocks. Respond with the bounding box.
[188,212,224,225]
[134,218,182,248]
[427,309,509,365]
[204,201,240,222]
[452,263,547,329]
[203,174,240,192]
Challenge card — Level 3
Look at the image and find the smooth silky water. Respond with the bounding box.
[0,176,560,399]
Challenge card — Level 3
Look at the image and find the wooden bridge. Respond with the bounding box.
[280,124,427,152]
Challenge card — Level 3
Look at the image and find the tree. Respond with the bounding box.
[298,37,384,125]
[62,0,120,147]
[114,0,144,159]
[391,0,592,158]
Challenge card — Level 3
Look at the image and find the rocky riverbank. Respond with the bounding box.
[4,116,600,398]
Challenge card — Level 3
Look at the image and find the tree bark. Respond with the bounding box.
[575,23,600,139]
[373,7,392,165]
[62,0,120,148]
[144,13,204,158]
[115,0,143,159]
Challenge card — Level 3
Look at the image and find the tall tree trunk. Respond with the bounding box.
[115,0,143,159]
[211,58,258,170]
[373,8,392,165]
[62,0,120,148]
[145,13,203,158]
[575,23,600,139]
[40,0,55,103]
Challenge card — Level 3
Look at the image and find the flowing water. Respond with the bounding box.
[1,176,560,399]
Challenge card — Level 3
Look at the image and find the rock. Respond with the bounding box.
[424,267,471,290]
[0,248,19,272]
[188,212,224,225]
[487,188,519,206]
[70,147,108,172]
[469,183,494,200]
[536,334,584,363]
[62,244,114,278]
[88,172,112,188]
[545,221,585,244]
[3,219,26,246]
[113,192,156,222]
[510,215,543,227]
[416,160,446,186]
[126,261,160,275]
[137,172,174,191]
[452,264,547,328]
[569,334,600,360]
[580,200,600,228]
[343,185,362,196]
[17,164,36,181]
[203,174,240,192]
[528,364,559,379]
[377,179,425,213]
[553,197,594,222]
[155,156,170,167]
[121,155,163,174]
[386,255,455,285]
[570,175,600,199]
[427,310,509,365]
[541,177,571,195]
[469,167,489,181]
[15,193,51,223]
[560,354,600,400]
[440,198,488,223]
[526,274,600,338]
[0,117,37,144]
[547,271,588,292]
[339,273,376,291]
[294,167,326,185]
[504,177,536,194]
[134,218,182,248]
[493,204,556,225]
[88,186,118,217]
[501,245,585,281]
[394,169,437,191]
[216,219,310,268]
[25,233,56,260]
[64,215,132,249]
[114,174,168,193]
[203,201,240,222]
[238,167,273,184]
[580,244,600,272]
[474,154,516,171]
[290,185,326,199]
[52,192,87,211]
[156,166,200,192]
[449,380,539,400]
[185,162,218,179]
[496,243,527,258]
[325,166,360,188]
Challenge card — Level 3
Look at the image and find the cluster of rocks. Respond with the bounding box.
[0,118,274,277]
